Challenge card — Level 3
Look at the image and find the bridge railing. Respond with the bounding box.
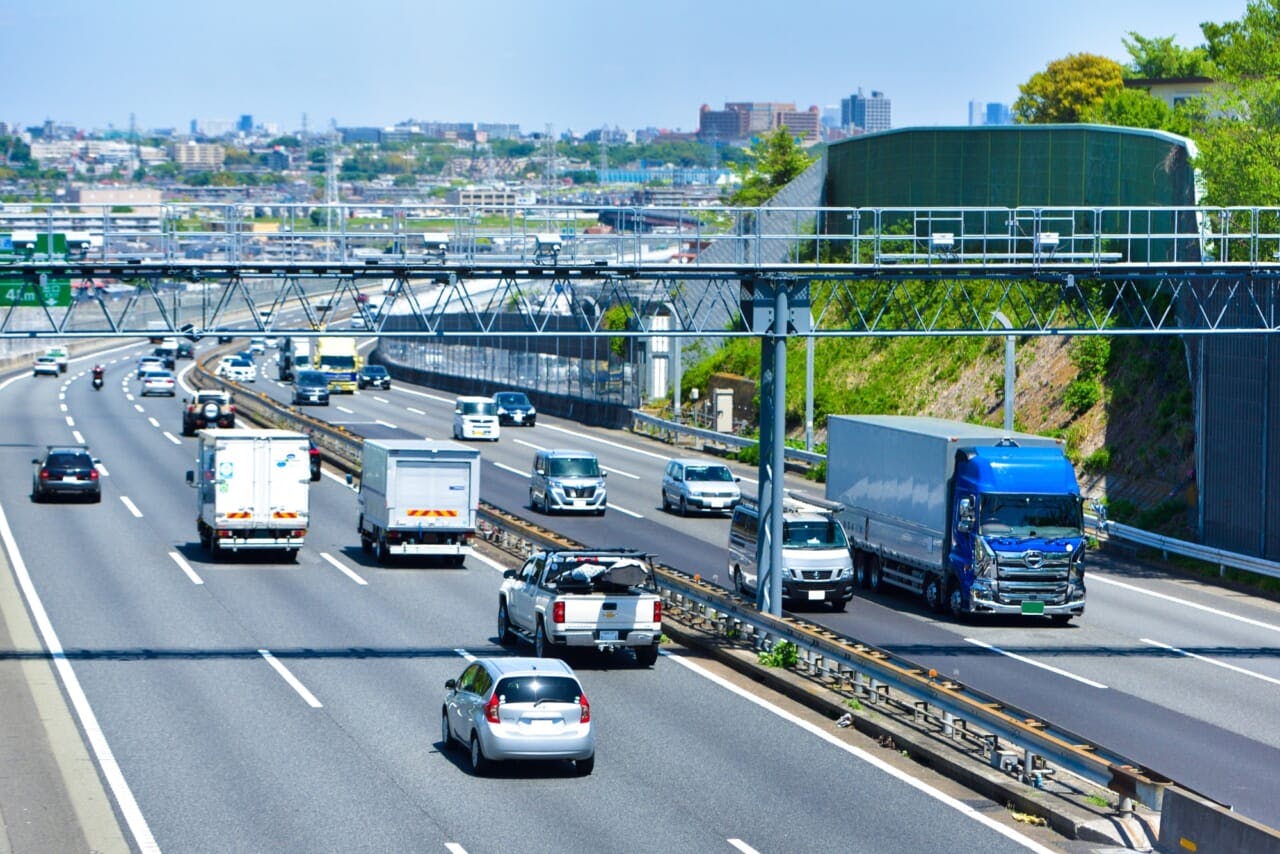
[8,202,1280,270]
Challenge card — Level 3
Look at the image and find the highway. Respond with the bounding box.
[0,345,1069,852]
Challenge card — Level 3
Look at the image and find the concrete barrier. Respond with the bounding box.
[1158,787,1280,853]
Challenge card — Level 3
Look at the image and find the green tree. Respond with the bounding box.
[1081,87,1186,132]
[1122,33,1213,78]
[1014,53,1125,123]
[729,127,815,206]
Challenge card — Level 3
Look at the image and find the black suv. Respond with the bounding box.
[32,445,101,503]
[493,391,536,426]
[357,364,391,390]
[176,341,195,359]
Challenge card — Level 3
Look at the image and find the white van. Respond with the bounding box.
[452,396,500,441]
[727,493,855,611]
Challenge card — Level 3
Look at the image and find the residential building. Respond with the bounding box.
[1123,76,1215,111]
[445,185,521,209]
[170,141,225,170]
[698,104,749,142]
[776,106,821,141]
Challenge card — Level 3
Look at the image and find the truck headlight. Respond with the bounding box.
[974,539,997,578]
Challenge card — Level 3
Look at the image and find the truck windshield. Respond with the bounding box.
[549,457,599,477]
[979,495,1081,537]
[318,356,355,370]
[782,519,848,549]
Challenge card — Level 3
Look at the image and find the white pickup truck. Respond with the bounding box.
[497,549,663,667]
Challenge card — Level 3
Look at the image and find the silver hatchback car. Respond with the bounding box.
[661,458,742,516]
[442,657,594,776]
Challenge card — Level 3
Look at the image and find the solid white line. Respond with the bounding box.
[147,417,160,428]
[964,638,1107,689]
[445,845,468,854]
[468,549,508,573]
[133,403,144,412]
[169,551,204,585]
[119,496,143,518]
[375,419,398,429]
[1141,637,1280,687]
[601,465,639,480]
[663,652,1056,853]
[540,422,672,461]
[406,407,425,415]
[259,650,323,708]
[1090,574,1280,634]
[65,415,75,427]
[163,431,182,445]
[72,430,85,445]
[320,552,368,586]
[727,840,761,854]
[0,503,160,852]
[336,405,354,414]
[390,386,453,405]
[373,396,389,403]
[493,461,530,478]
[607,502,645,519]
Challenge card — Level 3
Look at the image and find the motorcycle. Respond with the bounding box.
[91,367,104,391]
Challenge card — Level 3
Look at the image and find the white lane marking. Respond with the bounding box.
[513,438,544,452]
[336,405,354,414]
[0,503,161,852]
[728,840,761,854]
[601,465,639,480]
[65,415,75,427]
[163,432,182,445]
[540,422,672,462]
[493,461,529,478]
[259,650,323,708]
[169,551,204,585]
[445,845,468,854]
[59,391,66,400]
[1141,637,1280,687]
[147,417,160,428]
[95,462,109,477]
[125,394,134,401]
[407,407,425,415]
[1090,574,1280,634]
[72,430,85,445]
[320,552,368,586]
[664,652,1056,854]
[389,386,453,405]
[454,648,477,663]
[373,396,389,403]
[375,419,398,429]
[607,502,645,519]
[60,403,68,412]
[964,638,1107,689]
[133,404,144,413]
[119,496,144,518]
[467,549,508,573]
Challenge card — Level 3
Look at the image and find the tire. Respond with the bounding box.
[734,567,747,596]
[92,491,102,504]
[868,556,885,593]
[199,526,211,550]
[923,574,945,613]
[853,552,872,589]
[830,597,847,613]
[575,753,595,776]
[376,534,390,564]
[469,735,489,775]
[634,645,659,667]
[285,548,299,563]
[497,600,513,645]
[534,620,550,659]
[678,496,689,517]
[947,578,968,621]
[661,491,671,513]
[440,709,452,748]
[595,508,606,517]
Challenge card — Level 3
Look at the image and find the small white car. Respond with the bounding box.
[215,356,256,383]
[453,396,500,441]
[33,355,61,377]
[136,355,165,378]
[140,370,176,396]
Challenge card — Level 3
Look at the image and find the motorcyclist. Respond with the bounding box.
[92,364,105,380]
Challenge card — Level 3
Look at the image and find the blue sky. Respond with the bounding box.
[1,0,1246,135]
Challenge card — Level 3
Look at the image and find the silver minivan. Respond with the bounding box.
[727,495,855,610]
[661,458,741,516]
[530,449,607,515]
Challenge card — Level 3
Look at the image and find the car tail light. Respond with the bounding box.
[578,692,591,723]
[653,600,662,623]
[552,601,565,624]
[89,469,99,481]
[291,529,306,538]
[484,693,501,724]
[39,468,51,480]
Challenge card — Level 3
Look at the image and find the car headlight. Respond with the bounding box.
[496,407,507,415]
[838,565,853,580]
[528,407,536,415]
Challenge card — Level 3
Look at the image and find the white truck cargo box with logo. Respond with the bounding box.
[186,428,311,560]
[357,439,481,565]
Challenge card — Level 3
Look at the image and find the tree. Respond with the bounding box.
[1122,33,1213,78]
[729,127,815,206]
[1014,53,1125,123]
[1081,87,1188,133]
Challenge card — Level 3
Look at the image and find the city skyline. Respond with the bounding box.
[3,0,1241,135]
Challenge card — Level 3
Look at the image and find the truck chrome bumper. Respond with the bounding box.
[390,543,466,556]
[217,537,305,550]
[556,629,658,648]
[969,595,1084,616]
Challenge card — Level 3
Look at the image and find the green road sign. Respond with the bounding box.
[0,278,72,307]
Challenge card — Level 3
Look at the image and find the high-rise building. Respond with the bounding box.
[841,89,891,133]
[238,114,253,134]
[968,99,986,126]
[698,104,750,141]
[725,101,796,133]
[985,102,1012,125]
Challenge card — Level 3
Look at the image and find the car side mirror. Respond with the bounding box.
[445,679,457,690]
[601,471,608,478]
[185,470,195,485]
[734,476,742,483]
[31,458,39,465]
[503,569,517,578]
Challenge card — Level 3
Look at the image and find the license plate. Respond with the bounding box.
[1021,601,1046,615]
[807,590,826,600]
[513,413,524,421]
[708,499,725,508]
[599,630,619,641]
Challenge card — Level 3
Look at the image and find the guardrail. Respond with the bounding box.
[629,410,1280,584]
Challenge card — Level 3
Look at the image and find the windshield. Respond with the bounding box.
[461,400,496,415]
[979,494,1082,538]
[297,371,327,386]
[685,465,733,482]
[782,519,848,549]
[363,365,387,377]
[496,392,529,406]
[318,356,356,370]
[548,456,599,477]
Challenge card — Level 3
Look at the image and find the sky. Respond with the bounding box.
[0,0,1249,136]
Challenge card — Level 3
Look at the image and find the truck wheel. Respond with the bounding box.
[867,556,885,593]
[923,575,946,613]
[947,579,969,621]
[853,552,871,589]
[634,645,658,667]
[497,601,514,644]
[534,620,550,659]
[376,535,390,564]
[285,548,299,563]
[199,527,211,550]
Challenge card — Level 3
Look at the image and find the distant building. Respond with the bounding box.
[725,101,796,133]
[170,141,225,171]
[698,104,749,142]
[1123,76,1215,111]
[264,147,293,171]
[698,102,820,142]
[69,187,162,206]
[340,127,382,144]
[776,106,821,142]
[841,89,891,133]
[968,100,986,127]
[478,122,521,140]
[238,114,253,134]
[445,185,520,209]
[985,103,1012,125]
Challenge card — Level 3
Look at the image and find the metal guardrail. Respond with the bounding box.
[630,410,1280,583]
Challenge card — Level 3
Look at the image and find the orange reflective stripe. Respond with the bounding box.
[225,512,251,519]
[405,509,459,517]
[272,512,299,519]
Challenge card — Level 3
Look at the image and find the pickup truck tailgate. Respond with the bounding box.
[561,594,659,630]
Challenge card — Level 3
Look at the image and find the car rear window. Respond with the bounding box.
[494,676,581,704]
[46,452,91,468]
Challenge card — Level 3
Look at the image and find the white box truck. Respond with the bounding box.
[356,439,481,565]
[185,429,311,561]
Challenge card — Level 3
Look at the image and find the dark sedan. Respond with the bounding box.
[32,445,102,503]
[357,364,391,390]
[493,391,536,426]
